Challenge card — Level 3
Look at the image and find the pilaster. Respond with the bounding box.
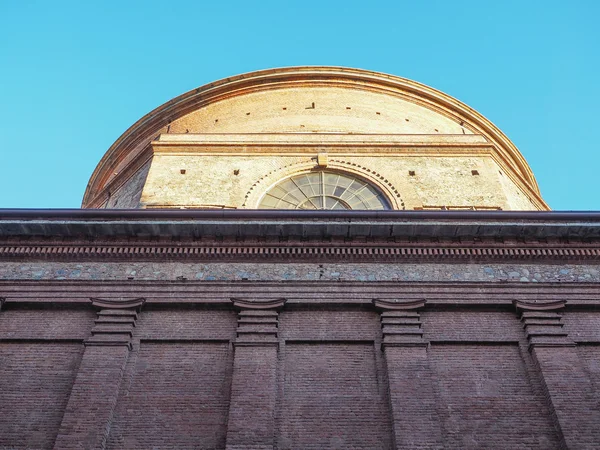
[516,300,600,449]
[373,299,443,450]
[53,297,144,450]
[225,298,285,450]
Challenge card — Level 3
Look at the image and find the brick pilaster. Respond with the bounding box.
[373,299,443,450]
[516,300,600,449]
[225,298,285,450]
[53,297,144,450]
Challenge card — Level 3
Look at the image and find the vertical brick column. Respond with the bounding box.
[54,297,145,450]
[225,298,286,450]
[373,299,443,450]
[516,300,600,449]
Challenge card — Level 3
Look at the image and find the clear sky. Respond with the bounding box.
[0,0,598,210]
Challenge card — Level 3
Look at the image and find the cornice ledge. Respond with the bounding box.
[513,299,566,311]
[231,297,287,310]
[373,298,426,310]
[90,297,146,309]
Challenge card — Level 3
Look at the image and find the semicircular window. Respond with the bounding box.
[258,171,391,210]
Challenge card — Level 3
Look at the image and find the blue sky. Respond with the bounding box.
[0,0,598,210]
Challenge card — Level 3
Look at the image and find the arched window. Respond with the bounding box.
[258,171,391,210]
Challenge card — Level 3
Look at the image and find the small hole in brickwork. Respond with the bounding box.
[376,112,381,115]
[346,107,351,110]
[246,112,251,115]
[471,170,480,176]
[409,170,416,176]
[405,118,410,122]
[234,169,240,175]
[180,169,186,174]
[282,107,287,110]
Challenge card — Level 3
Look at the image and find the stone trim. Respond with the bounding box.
[374,299,427,348]
[231,298,286,310]
[515,300,573,349]
[514,299,567,311]
[231,298,285,347]
[90,297,146,309]
[85,297,145,349]
[4,281,600,307]
[373,298,426,311]
[2,242,600,262]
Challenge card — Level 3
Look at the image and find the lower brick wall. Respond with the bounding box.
[579,345,600,387]
[430,344,561,449]
[0,342,83,450]
[279,342,393,449]
[106,342,233,449]
[1,292,600,449]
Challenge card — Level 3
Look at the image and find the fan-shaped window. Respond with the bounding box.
[258,171,391,210]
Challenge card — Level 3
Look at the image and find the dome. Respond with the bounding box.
[83,67,547,211]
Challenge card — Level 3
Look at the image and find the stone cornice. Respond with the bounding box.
[3,212,600,262]
[2,210,600,240]
[153,132,489,147]
[3,281,600,308]
[373,298,427,310]
[89,297,146,309]
[1,240,600,262]
[231,298,286,310]
[514,299,567,311]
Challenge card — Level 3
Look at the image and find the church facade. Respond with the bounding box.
[1,67,600,449]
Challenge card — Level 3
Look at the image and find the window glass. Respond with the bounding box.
[258,171,391,210]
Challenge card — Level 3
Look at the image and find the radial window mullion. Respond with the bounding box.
[258,171,391,210]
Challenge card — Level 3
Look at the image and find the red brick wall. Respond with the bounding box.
[107,342,232,449]
[0,306,95,340]
[0,305,93,449]
[1,299,600,449]
[280,343,393,449]
[430,344,560,448]
[0,342,83,449]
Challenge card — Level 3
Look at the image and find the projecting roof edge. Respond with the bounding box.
[1,210,600,239]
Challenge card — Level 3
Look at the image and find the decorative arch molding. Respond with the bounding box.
[243,159,409,210]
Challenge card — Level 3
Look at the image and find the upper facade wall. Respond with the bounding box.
[83,67,547,210]
[169,86,472,135]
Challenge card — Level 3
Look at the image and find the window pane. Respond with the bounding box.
[258,171,391,210]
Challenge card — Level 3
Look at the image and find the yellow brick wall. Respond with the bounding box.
[138,152,539,210]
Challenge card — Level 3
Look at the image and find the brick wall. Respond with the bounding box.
[1,291,600,449]
[107,342,232,449]
[0,305,93,449]
[0,342,83,449]
[430,344,560,448]
[280,342,392,449]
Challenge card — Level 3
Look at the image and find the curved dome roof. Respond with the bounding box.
[83,66,541,207]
